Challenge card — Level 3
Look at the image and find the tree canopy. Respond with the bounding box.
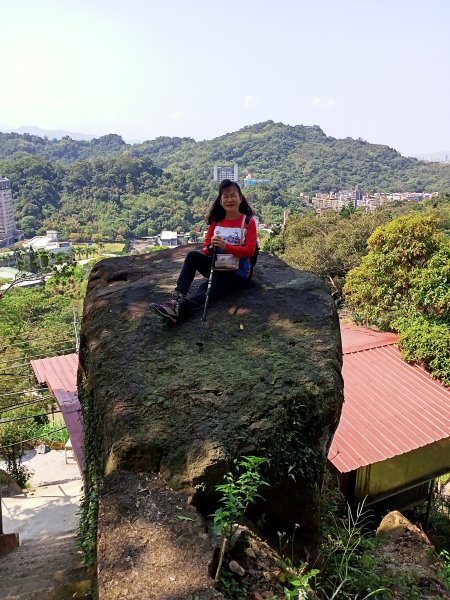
[344,212,450,383]
[1,122,450,239]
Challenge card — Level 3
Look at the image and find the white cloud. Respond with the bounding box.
[170,111,184,120]
[242,95,259,109]
[311,97,337,109]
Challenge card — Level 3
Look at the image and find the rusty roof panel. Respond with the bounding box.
[329,326,450,473]
[30,353,83,470]
[341,324,398,353]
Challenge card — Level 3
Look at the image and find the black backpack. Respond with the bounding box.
[245,215,259,268]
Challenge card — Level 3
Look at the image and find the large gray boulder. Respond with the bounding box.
[79,247,343,566]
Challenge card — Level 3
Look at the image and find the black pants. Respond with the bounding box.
[175,251,248,315]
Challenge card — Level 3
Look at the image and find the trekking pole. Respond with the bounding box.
[196,248,216,353]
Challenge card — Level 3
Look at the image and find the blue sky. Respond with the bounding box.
[1,0,449,156]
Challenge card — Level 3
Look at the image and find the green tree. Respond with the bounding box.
[344,214,445,326]
[280,208,405,302]
[344,213,450,383]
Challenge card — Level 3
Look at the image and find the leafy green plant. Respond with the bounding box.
[10,463,34,489]
[217,571,248,600]
[440,549,450,587]
[276,528,320,599]
[344,213,450,383]
[319,500,390,599]
[280,558,319,599]
[212,456,268,581]
[34,422,69,443]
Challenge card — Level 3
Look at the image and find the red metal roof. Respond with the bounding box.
[30,353,83,471]
[329,325,450,473]
[340,324,398,353]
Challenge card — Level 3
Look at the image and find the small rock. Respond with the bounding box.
[229,560,246,576]
[245,547,257,559]
[36,443,50,454]
[250,593,264,600]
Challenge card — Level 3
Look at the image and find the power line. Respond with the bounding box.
[0,410,62,425]
[0,340,75,358]
[0,333,80,351]
[0,358,76,373]
[0,388,44,399]
[0,426,68,450]
[0,373,38,379]
[0,349,76,371]
[0,341,76,364]
[0,395,56,414]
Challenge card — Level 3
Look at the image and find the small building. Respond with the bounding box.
[0,177,17,247]
[156,231,187,248]
[214,164,239,183]
[31,353,83,471]
[328,325,450,513]
[22,230,72,254]
[158,231,178,248]
[244,174,272,186]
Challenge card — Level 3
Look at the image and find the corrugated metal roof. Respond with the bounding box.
[30,353,83,471]
[328,325,450,473]
[340,324,398,353]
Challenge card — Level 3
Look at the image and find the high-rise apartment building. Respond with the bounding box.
[0,177,16,247]
[353,184,364,207]
[213,164,239,183]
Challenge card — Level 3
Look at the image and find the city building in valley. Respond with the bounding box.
[0,177,17,247]
[22,230,72,254]
[310,187,438,214]
[243,173,272,186]
[214,164,239,183]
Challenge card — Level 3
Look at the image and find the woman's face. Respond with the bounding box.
[220,186,241,213]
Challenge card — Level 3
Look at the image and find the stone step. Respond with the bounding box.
[0,561,86,590]
[4,532,77,552]
[0,546,82,576]
[0,567,89,597]
[0,577,91,600]
[0,533,90,600]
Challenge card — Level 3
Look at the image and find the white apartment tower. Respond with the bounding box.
[213,164,239,184]
[0,177,16,246]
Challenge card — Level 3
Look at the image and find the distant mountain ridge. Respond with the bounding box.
[1,120,450,193]
[5,125,95,141]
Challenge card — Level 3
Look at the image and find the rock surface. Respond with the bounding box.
[375,511,450,599]
[79,247,343,596]
[0,469,23,497]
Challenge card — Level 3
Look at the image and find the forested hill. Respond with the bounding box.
[130,121,450,193]
[1,121,450,240]
[2,121,450,192]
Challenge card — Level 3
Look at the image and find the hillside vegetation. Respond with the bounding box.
[1,121,450,239]
[270,194,450,384]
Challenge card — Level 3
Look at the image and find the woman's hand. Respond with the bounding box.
[211,235,226,250]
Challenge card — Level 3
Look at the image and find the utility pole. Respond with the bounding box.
[72,309,80,353]
[0,479,3,535]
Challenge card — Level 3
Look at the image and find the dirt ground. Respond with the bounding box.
[96,471,306,600]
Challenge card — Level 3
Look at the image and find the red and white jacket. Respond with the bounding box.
[203,215,258,278]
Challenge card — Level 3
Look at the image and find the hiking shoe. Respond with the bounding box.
[150,293,185,324]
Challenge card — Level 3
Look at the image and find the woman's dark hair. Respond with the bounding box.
[207,179,253,224]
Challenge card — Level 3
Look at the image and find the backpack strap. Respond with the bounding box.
[239,215,246,245]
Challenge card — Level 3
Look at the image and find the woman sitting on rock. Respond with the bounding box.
[150,179,258,325]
